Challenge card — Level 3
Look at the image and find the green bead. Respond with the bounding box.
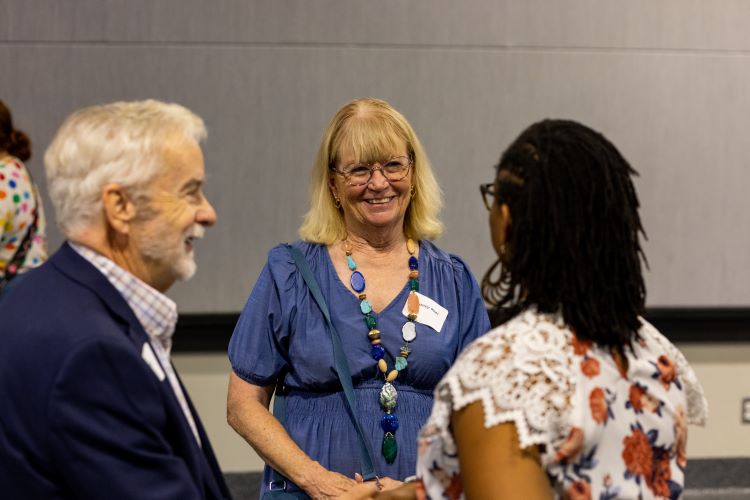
[382,432,398,464]
[364,314,377,330]
[409,279,419,292]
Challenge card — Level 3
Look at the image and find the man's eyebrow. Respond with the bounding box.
[181,179,203,192]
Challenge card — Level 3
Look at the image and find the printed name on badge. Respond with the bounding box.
[402,291,448,333]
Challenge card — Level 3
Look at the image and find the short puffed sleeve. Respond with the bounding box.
[637,319,709,426]
[228,244,299,386]
[449,254,492,353]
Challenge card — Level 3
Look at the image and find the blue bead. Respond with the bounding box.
[408,256,418,270]
[350,271,366,293]
[360,299,372,314]
[347,255,357,271]
[381,413,399,433]
[371,344,385,360]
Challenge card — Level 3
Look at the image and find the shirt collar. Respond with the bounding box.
[70,242,178,352]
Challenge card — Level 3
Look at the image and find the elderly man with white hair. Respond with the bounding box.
[0,100,231,499]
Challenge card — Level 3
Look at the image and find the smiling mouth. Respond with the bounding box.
[365,196,395,205]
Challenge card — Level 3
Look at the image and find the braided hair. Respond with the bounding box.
[482,119,647,347]
[0,100,32,162]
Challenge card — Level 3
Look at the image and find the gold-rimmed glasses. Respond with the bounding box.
[332,155,412,187]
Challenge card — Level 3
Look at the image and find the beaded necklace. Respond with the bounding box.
[344,237,420,465]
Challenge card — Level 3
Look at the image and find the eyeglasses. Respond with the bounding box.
[480,182,497,211]
[332,155,412,187]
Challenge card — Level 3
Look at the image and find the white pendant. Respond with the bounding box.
[401,321,417,342]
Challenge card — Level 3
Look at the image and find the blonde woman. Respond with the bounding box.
[227,98,490,499]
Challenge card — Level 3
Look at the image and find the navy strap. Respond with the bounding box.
[285,244,379,481]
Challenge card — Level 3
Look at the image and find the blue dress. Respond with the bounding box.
[228,241,490,496]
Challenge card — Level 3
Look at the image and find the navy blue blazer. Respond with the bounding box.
[0,243,232,499]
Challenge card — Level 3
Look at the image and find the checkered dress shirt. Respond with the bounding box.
[70,243,201,446]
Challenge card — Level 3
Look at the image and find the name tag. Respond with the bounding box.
[402,292,448,333]
[141,342,166,381]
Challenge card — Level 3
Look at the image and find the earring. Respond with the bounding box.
[333,195,341,209]
[409,185,416,199]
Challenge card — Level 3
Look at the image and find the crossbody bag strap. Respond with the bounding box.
[285,244,379,481]
[268,380,289,491]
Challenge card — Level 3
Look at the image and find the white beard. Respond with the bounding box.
[140,223,204,282]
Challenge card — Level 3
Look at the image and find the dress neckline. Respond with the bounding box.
[322,241,424,316]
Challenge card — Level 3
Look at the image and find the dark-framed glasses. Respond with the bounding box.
[333,155,412,187]
[480,182,497,211]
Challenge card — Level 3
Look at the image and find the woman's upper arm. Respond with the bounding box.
[451,402,552,500]
[227,370,274,409]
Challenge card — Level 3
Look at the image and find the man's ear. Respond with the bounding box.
[101,183,137,235]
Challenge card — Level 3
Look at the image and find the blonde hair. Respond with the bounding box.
[44,99,206,238]
[300,98,443,244]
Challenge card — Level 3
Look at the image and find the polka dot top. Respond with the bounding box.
[0,156,47,277]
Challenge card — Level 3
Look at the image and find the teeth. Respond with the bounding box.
[367,197,394,204]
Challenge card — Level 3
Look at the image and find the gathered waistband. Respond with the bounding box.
[282,381,434,418]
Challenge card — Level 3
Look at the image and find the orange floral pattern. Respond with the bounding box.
[555,426,584,464]
[417,311,700,500]
[580,357,600,378]
[674,406,688,469]
[572,335,592,355]
[589,387,608,424]
[654,355,678,390]
[622,427,653,477]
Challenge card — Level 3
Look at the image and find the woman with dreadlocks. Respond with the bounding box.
[409,120,708,499]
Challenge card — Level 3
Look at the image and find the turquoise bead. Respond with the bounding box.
[360,299,372,314]
[394,356,408,371]
[409,279,419,292]
[347,255,357,271]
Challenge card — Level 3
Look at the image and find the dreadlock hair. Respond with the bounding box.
[482,119,647,348]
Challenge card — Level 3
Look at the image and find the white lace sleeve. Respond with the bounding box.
[425,309,577,452]
[638,319,709,426]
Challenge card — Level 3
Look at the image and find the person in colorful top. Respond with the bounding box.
[412,119,708,499]
[227,98,490,498]
[0,99,47,288]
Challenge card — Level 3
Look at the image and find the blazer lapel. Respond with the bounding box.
[51,242,149,344]
[51,243,228,496]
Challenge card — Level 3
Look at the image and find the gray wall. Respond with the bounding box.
[2,1,749,312]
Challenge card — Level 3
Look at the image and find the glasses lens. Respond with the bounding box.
[343,165,371,186]
[481,183,495,210]
[382,157,410,181]
[342,157,411,185]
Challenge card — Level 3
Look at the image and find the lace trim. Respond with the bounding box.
[421,309,709,460]
[638,319,709,426]
[423,308,576,452]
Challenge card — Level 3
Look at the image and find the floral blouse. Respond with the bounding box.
[416,307,708,500]
[0,156,47,277]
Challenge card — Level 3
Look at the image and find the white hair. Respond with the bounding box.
[44,99,207,238]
